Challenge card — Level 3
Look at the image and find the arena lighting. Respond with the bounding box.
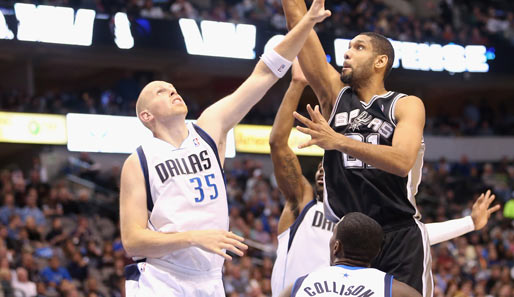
[0,9,14,40]
[114,12,134,49]
[66,113,236,158]
[334,38,490,73]
[14,3,95,46]
[178,18,256,59]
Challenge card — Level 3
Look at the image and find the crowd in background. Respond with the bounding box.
[2,85,514,136]
[8,0,514,46]
[0,150,512,296]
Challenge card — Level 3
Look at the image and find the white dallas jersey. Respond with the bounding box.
[291,265,393,297]
[271,200,334,296]
[136,122,228,274]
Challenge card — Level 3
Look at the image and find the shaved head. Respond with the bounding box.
[135,80,187,130]
[136,81,168,123]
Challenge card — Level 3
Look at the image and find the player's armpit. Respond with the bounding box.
[391,95,426,176]
[391,279,422,297]
[298,32,343,116]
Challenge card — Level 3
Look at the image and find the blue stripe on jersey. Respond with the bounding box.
[192,124,222,169]
[291,274,308,297]
[192,124,228,184]
[335,264,365,270]
[287,199,317,252]
[136,146,154,212]
[384,273,393,297]
[124,263,141,281]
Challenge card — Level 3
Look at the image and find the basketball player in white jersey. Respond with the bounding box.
[119,1,332,295]
[279,212,421,297]
[269,61,501,297]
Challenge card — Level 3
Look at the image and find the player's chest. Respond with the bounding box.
[331,105,395,143]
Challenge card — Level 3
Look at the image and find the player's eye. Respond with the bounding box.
[357,45,364,50]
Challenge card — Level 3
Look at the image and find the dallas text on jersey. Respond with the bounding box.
[154,150,211,182]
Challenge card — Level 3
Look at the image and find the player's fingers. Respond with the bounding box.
[226,231,245,242]
[293,111,314,128]
[298,139,315,149]
[486,194,496,205]
[476,193,485,204]
[222,243,245,257]
[488,204,501,215]
[311,105,324,122]
[296,126,314,136]
[306,104,318,122]
[225,238,248,251]
[212,248,232,261]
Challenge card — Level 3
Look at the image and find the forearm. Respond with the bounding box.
[336,136,415,176]
[274,14,318,61]
[425,216,475,245]
[269,81,307,146]
[282,0,307,29]
[123,228,193,258]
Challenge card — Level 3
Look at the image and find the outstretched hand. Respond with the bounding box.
[293,104,341,150]
[471,190,501,230]
[191,230,248,261]
[306,0,331,24]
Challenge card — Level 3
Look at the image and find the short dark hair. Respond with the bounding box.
[360,32,395,79]
[335,212,384,263]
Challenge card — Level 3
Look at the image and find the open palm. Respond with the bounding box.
[306,0,331,23]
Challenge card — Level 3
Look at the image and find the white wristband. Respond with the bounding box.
[425,216,475,246]
[260,49,292,78]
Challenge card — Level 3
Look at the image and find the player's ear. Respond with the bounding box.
[374,55,388,71]
[333,240,342,256]
[140,110,153,123]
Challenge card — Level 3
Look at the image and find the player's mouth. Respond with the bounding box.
[171,96,183,105]
[342,63,351,71]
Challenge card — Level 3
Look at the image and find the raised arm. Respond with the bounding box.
[119,153,247,260]
[196,0,331,162]
[281,0,343,118]
[269,61,313,234]
[294,96,425,177]
[426,190,500,245]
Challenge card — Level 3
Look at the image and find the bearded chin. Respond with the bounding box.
[340,72,352,84]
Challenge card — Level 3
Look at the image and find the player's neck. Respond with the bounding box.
[353,78,387,105]
[333,258,370,268]
[152,119,189,148]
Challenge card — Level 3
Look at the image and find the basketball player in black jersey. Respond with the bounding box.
[281,0,473,296]
[269,61,501,297]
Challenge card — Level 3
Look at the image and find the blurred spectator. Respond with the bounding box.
[12,267,37,297]
[170,0,198,19]
[67,251,88,282]
[140,0,165,19]
[40,256,72,287]
[19,189,45,226]
[0,193,18,226]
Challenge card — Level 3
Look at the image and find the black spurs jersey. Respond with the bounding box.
[322,87,424,229]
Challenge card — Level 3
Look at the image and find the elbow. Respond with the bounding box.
[395,160,415,177]
[269,135,280,148]
[269,134,286,150]
[121,235,141,258]
[397,169,410,178]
